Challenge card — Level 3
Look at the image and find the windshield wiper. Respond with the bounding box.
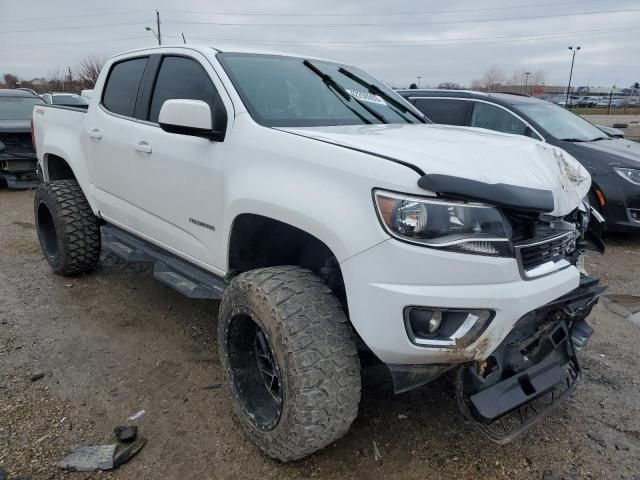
[337,67,427,124]
[559,138,588,142]
[303,60,387,124]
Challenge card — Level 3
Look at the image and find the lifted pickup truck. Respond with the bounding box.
[32,45,604,461]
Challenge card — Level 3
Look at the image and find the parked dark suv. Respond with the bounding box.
[0,89,44,188]
[399,89,640,232]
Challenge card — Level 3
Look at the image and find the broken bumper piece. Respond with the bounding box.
[456,275,604,444]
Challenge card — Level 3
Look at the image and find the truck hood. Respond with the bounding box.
[278,123,591,216]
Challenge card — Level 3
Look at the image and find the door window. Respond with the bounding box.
[148,56,220,123]
[413,98,470,126]
[470,102,528,136]
[102,57,148,117]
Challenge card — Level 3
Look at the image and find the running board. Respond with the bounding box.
[101,225,227,300]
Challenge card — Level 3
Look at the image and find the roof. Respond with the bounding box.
[111,44,337,65]
[0,88,39,98]
[397,89,547,106]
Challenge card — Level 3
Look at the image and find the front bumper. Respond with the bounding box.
[456,276,603,443]
[593,172,640,232]
[341,238,584,365]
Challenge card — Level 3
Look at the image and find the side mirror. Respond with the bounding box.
[158,99,225,141]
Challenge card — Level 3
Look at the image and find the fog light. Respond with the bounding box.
[629,208,640,223]
[405,307,494,347]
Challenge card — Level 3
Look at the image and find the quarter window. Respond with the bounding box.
[148,56,220,123]
[102,57,148,117]
[470,102,528,136]
[413,98,470,126]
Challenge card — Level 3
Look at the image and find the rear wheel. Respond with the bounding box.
[218,266,361,461]
[34,180,101,275]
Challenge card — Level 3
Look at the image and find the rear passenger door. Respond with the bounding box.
[85,55,149,228]
[411,98,471,126]
[127,53,230,270]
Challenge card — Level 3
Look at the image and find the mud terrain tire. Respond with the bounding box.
[34,180,101,275]
[218,266,361,461]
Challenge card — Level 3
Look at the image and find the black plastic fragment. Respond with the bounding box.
[113,436,147,468]
[114,426,138,443]
[30,373,45,382]
[417,174,555,213]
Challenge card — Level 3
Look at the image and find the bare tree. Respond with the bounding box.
[2,73,19,87]
[46,68,65,92]
[470,79,484,91]
[481,66,506,92]
[76,54,106,88]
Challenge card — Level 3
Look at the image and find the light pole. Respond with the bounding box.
[523,72,532,95]
[417,76,422,89]
[145,10,162,45]
[566,46,580,108]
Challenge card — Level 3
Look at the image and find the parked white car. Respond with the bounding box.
[32,45,603,461]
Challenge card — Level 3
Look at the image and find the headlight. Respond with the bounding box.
[614,167,640,186]
[373,190,512,256]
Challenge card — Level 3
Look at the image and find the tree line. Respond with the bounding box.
[0,54,105,93]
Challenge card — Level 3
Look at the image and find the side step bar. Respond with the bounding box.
[101,225,227,300]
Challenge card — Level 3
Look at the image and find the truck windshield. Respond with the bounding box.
[218,52,421,127]
[0,97,44,120]
[517,102,606,142]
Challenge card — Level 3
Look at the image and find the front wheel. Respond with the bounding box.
[218,266,361,461]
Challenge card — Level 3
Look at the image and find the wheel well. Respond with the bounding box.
[228,214,347,306]
[46,154,76,181]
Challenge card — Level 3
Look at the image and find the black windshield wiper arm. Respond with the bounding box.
[303,60,387,124]
[559,138,587,142]
[303,60,351,101]
[338,67,427,123]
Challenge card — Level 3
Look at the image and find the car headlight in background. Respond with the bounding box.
[614,167,640,186]
[373,190,512,256]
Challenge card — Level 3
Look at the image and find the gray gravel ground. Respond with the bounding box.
[1,188,640,479]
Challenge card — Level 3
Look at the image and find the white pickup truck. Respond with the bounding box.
[32,45,604,461]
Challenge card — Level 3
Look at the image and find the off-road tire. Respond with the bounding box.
[34,180,101,275]
[218,266,361,462]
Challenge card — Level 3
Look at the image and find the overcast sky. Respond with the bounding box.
[1,0,639,88]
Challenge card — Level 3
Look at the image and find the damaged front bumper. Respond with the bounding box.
[454,275,604,444]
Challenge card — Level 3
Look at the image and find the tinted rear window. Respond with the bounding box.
[102,57,148,117]
[413,98,470,126]
[148,56,219,123]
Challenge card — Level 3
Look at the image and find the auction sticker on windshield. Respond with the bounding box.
[346,89,387,106]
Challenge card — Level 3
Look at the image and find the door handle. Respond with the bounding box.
[134,141,152,154]
[88,129,102,140]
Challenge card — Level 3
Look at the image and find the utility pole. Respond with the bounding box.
[156,10,162,45]
[566,46,580,108]
[417,76,422,89]
[523,72,531,95]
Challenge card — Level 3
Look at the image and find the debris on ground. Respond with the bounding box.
[586,432,607,448]
[372,441,382,461]
[29,372,45,382]
[58,444,117,472]
[113,436,147,468]
[114,425,138,442]
[127,409,146,421]
[615,440,631,451]
[202,383,222,390]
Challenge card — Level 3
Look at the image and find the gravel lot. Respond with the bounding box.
[1,188,640,479]
[582,114,640,141]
